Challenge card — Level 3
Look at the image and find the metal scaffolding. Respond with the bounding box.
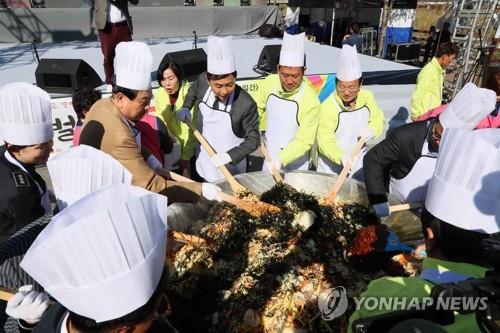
[448,0,499,97]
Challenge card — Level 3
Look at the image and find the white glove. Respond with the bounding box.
[211,153,232,168]
[175,107,192,122]
[264,159,281,173]
[146,154,163,171]
[372,202,390,218]
[201,183,222,202]
[6,285,50,324]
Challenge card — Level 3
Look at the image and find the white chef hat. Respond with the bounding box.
[0,82,53,146]
[336,44,362,82]
[21,184,168,323]
[47,145,132,211]
[426,128,500,234]
[440,82,497,129]
[279,32,306,67]
[207,36,236,75]
[114,41,153,91]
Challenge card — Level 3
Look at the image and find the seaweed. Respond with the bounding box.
[166,183,406,332]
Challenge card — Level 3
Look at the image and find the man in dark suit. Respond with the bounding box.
[92,0,139,85]
[364,118,439,216]
[176,36,260,182]
[364,83,496,218]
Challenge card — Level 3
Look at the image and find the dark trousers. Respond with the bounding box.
[98,21,132,84]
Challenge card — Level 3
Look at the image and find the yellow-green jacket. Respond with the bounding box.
[317,89,385,164]
[255,74,320,166]
[348,257,488,333]
[155,80,196,161]
[411,58,445,118]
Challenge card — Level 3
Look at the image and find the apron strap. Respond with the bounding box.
[203,87,235,113]
[333,95,373,114]
[272,82,306,103]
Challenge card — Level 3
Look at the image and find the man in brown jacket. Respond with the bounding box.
[92,0,138,85]
[80,41,222,203]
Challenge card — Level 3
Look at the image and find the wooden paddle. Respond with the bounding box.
[260,138,284,183]
[184,119,246,194]
[0,288,14,302]
[167,171,280,217]
[325,134,366,203]
[171,230,207,247]
[260,139,317,224]
[390,202,422,213]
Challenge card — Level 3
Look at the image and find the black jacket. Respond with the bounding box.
[1,215,50,333]
[26,303,66,333]
[363,120,432,205]
[182,73,260,164]
[0,147,46,241]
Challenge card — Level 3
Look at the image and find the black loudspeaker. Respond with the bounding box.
[259,24,282,38]
[257,45,281,74]
[35,59,102,94]
[388,43,421,62]
[163,48,207,82]
[288,0,334,7]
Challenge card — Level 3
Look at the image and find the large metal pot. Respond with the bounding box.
[214,170,423,242]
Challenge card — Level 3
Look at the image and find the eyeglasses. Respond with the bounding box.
[337,85,360,93]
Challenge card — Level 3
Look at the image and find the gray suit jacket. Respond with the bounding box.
[183,73,260,164]
[91,0,139,34]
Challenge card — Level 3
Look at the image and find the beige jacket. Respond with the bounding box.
[80,98,202,203]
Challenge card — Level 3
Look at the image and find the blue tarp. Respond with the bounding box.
[285,24,300,35]
[383,27,413,57]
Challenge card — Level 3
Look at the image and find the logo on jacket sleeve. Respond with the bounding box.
[11,171,30,188]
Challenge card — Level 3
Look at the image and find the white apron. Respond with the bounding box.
[123,117,165,170]
[195,88,245,182]
[262,84,309,171]
[4,151,51,214]
[317,98,370,181]
[389,121,437,203]
[123,117,167,171]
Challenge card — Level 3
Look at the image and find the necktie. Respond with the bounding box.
[212,99,219,110]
